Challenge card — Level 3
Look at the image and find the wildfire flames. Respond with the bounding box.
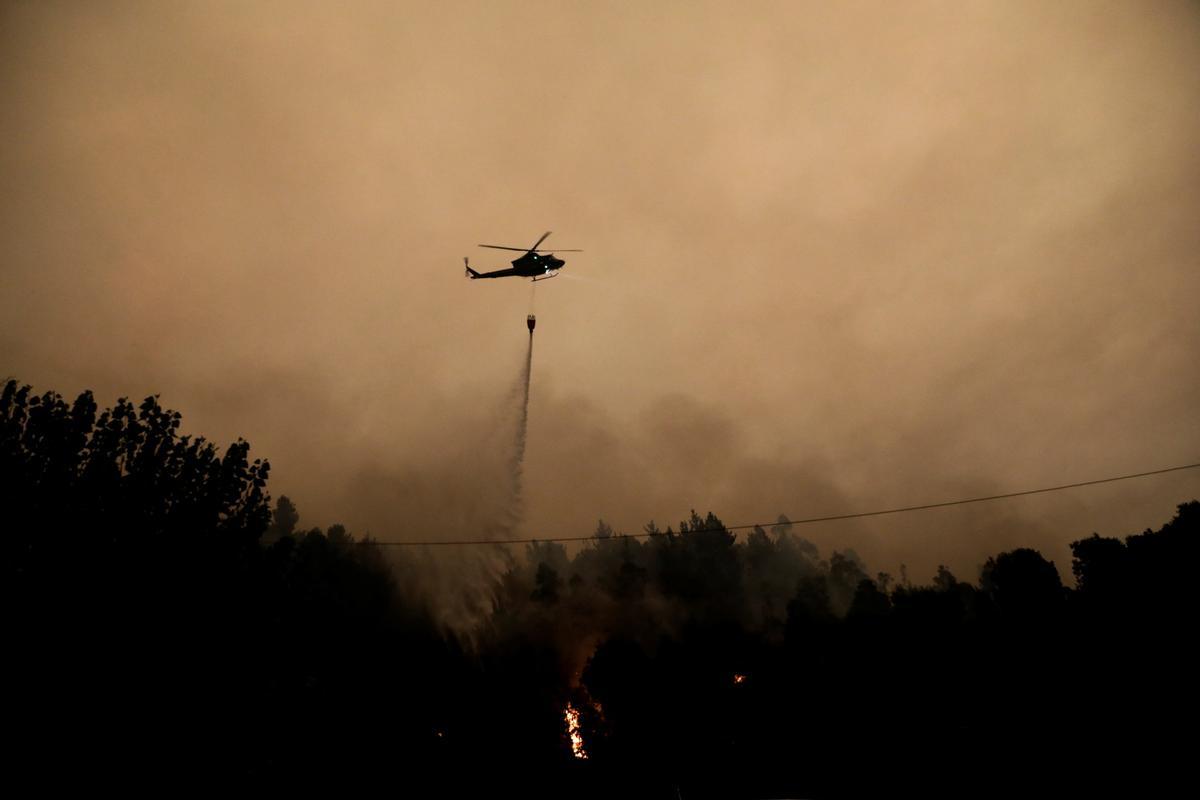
[564,702,588,760]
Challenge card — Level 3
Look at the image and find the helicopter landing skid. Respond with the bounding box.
[531,272,559,283]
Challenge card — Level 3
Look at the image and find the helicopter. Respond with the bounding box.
[464,231,581,282]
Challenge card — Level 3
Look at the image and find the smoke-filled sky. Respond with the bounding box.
[3,0,1198,581]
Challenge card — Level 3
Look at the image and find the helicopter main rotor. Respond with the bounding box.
[478,231,582,254]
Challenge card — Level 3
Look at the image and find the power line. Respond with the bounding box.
[363,461,1200,547]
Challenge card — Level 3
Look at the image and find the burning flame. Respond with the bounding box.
[733,673,746,685]
[564,702,588,760]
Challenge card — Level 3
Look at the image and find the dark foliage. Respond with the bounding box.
[6,378,1196,796]
[4,380,450,791]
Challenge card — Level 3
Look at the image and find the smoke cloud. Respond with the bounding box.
[2,0,1198,589]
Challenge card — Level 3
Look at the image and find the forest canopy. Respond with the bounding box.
[5,379,1195,796]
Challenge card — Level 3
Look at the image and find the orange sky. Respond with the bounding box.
[3,0,1198,582]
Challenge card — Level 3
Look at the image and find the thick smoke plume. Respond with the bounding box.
[2,1,1196,586]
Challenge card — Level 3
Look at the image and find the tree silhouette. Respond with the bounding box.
[266,494,300,540]
[981,546,1065,622]
[6,377,1197,795]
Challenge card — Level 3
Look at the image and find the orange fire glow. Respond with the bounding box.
[733,673,746,684]
[564,702,588,760]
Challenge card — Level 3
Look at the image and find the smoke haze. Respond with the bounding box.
[2,0,1198,583]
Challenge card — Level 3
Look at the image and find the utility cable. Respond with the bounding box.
[362,461,1200,547]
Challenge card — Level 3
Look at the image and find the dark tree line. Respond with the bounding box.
[5,379,1196,796]
[4,381,453,790]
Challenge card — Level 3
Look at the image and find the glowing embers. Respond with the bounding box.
[564,701,588,760]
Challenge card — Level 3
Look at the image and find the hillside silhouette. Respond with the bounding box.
[5,379,1196,796]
